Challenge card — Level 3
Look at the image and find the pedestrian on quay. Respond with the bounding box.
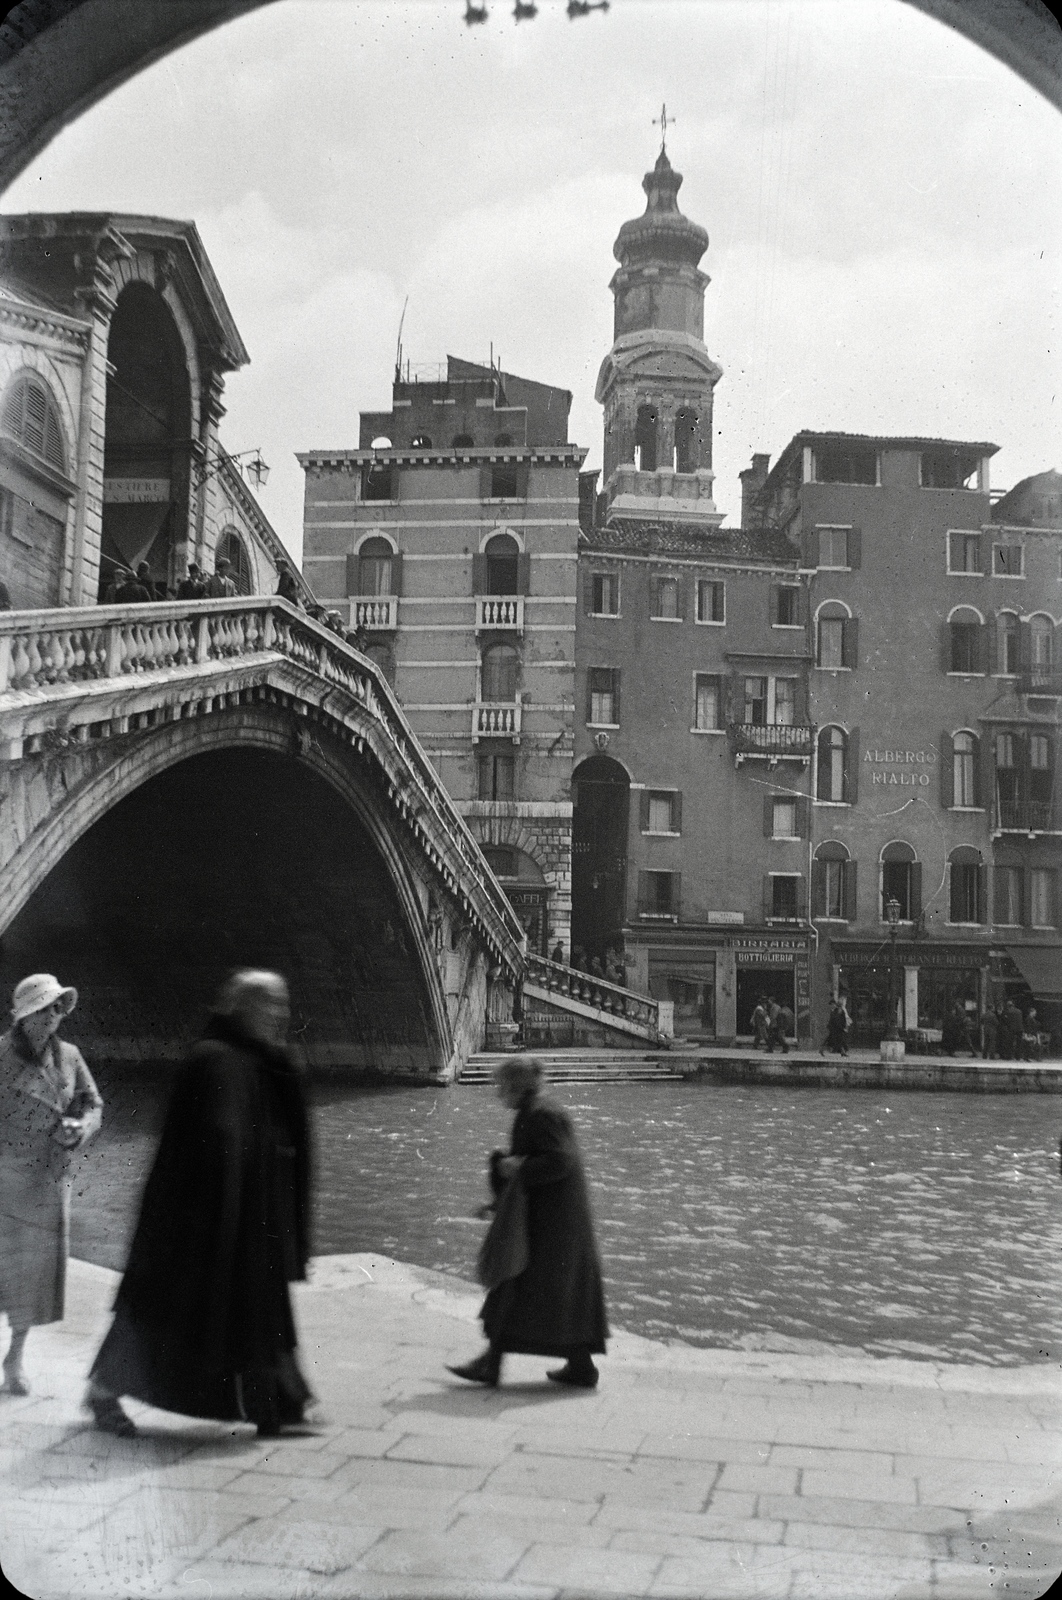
[1020,1008,1041,1062]
[0,975,103,1396]
[1000,998,1024,1061]
[751,996,769,1050]
[176,562,206,600]
[981,1004,999,1061]
[766,998,792,1054]
[85,969,315,1438]
[448,1057,608,1391]
[822,997,850,1057]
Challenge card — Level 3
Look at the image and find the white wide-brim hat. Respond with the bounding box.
[11,973,78,1025]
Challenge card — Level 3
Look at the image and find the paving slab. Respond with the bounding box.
[0,1251,1059,1600]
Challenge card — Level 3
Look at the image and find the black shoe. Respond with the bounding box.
[90,1398,137,1437]
[546,1362,598,1389]
[446,1355,499,1387]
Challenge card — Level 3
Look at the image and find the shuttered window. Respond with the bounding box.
[1,373,66,472]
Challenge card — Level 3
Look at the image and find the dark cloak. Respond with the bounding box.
[89,1015,312,1425]
[481,1094,608,1357]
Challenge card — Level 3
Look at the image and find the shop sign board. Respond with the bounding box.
[103,478,171,503]
[863,746,937,787]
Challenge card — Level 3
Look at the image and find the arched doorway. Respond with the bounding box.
[571,754,630,961]
[99,282,191,600]
[482,845,548,955]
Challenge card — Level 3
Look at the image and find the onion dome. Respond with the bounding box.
[612,150,709,271]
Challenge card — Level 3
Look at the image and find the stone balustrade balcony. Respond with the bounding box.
[728,720,815,766]
[350,596,398,631]
[472,697,522,742]
[475,595,524,633]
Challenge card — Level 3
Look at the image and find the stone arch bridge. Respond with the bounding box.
[0,595,527,1078]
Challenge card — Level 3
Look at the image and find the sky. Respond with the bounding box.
[4,0,1060,564]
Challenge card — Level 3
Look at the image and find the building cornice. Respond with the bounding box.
[298,447,588,470]
[0,294,89,349]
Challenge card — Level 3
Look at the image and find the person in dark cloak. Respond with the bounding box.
[447,1057,608,1390]
[85,969,313,1438]
[821,998,850,1056]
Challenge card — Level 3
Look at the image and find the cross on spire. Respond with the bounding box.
[653,102,674,153]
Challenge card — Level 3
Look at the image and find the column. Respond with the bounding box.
[903,966,918,1032]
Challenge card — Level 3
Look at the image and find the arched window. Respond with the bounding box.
[816,601,857,669]
[998,612,1020,675]
[1,372,66,471]
[881,841,920,922]
[1030,614,1054,670]
[813,840,854,921]
[948,845,984,924]
[674,408,699,474]
[410,433,432,448]
[948,606,984,673]
[816,725,850,803]
[452,433,475,449]
[634,404,658,473]
[484,532,519,595]
[481,641,519,702]
[951,730,979,807]
[217,528,253,595]
[359,536,394,596]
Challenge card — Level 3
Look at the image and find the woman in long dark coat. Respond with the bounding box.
[86,970,313,1437]
[448,1057,608,1389]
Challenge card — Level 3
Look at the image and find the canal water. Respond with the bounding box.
[70,1072,1062,1368]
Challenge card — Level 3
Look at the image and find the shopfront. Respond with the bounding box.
[830,939,990,1047]
[732,934,812,1040]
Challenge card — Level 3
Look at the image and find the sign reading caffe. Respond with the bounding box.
[863,746,937,788]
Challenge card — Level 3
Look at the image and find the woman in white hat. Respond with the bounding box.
[0,974,102,1394]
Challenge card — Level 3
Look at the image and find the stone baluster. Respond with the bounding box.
[262,607,275,650]
[0,634,11,694]
[69,629,87,680]
[26,630,42,688]
[104,623,122,678]
[54,630,74,683]
[9,632,29,690]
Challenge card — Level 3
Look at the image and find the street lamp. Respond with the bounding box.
[884,895,902,1043]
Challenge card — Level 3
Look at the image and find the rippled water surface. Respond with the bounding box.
[73,1073,1062,1366]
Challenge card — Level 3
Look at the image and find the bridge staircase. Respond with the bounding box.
[516,953,674,1049]
[459,1049,689,1085]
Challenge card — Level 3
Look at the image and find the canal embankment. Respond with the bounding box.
[2,1252,1060,1600]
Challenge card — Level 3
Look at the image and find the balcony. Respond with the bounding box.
[476,595,524,633]
[472,697,522,742]
[994,800,1061,835]
[1018,667,1062,695]
[350,596,398,631]
[728,721,815,766]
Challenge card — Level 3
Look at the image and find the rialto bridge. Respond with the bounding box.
[0,595,529,1078]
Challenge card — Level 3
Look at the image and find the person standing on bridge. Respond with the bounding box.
[448,1057,608,1390]
[206,557,238,599]
[0,974,103,1396]
[85,969,314,1438]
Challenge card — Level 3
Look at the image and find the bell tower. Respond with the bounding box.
[595,143,723,524]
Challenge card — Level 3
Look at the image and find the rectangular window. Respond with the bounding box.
[588,667,619,726]
[772,798,798,838]
[591,572,618,615]
[948,530,983,574]
[950,623,980,673]
[744,676,768,726]
[882,861,912,920]
[770,875,800,919]
[993,543,1024,577]
[1031,734,1050,770]
[813,445,878,485]
[652,575,680,619]
[950,863,980,923]
[774,586,801,626]
[696,578,724,623]
[994,865,1023,926]
[490,462,519,499]
[1031,869,1057,928]
[773,678,797,727]
[361,462,393,502]
[645,791,678,833]
[817,617,845,669]
[694,674,721,731]
[818,527,850,569]
[824,860,846,919]
[639,870,677,918]
[477,747,515,801]
[923,451,979,489]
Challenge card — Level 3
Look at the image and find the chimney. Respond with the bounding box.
[739,453,771,531]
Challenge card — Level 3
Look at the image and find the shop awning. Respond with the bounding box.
[1006,945,1062,999]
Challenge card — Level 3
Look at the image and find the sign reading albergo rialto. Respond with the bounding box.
[864,746,937,787]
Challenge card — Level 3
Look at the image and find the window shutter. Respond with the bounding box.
[795,586,807,626]
[763,795,774,836]
[940,733,954,808]
[345,553,360,595]
[517,552,531,596]
[585,673,593,724]
[472,552,486,594]
[811,859,827,918]
[910,862,923,921]
[846,727,860,804]
[807,528,820,568]
[795,676,809,726]
[796,876,807,919]
[848,527,862,569]
[984,621,997,675]
[844,860,858,922]
[672,791,683,834]
[763,874,773,921]
[971,735,983,807]
[671,874,681,921]
[1018,621,1033,674]
[479,463,493,501]
[941,621,953,674]
[514,462,530,499]
[728,671,741,725]
[637,871,649,917]
[769,584,780,625]
[842,617,859,668]
[640,790,651,831]
[389,551,403,596]
[583,569,594,615]
[977,864,988,924]
[796,797,809,838]
[674,577,685,622]
[612,670,620,724]
[1022,868,1034,928]
[980,735,995,818]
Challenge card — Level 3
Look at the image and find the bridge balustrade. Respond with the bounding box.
[524,952,667,1041]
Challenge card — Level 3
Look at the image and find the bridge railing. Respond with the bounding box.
[524,953,668,1039]
[0,597,528,962]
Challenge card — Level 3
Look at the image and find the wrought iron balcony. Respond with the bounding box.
[1018,666,1062,695]
[728,721,815,764]
[994,800,1061,834]
[350,595,398,631]
[475,595,524,633]
[472,697,522,741]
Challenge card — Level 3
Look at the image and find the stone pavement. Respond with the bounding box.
[2,1254,1061,1600]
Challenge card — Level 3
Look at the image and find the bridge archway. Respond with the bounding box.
[0,738,442,1074]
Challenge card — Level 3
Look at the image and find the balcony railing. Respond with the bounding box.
[1018,666,1062,695]
[728,721,815,762]
[476,596,524,633]
[995,800,1060,833]
[350,596,398,631]
[472,697,522,741]
[524,953,669,1041]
